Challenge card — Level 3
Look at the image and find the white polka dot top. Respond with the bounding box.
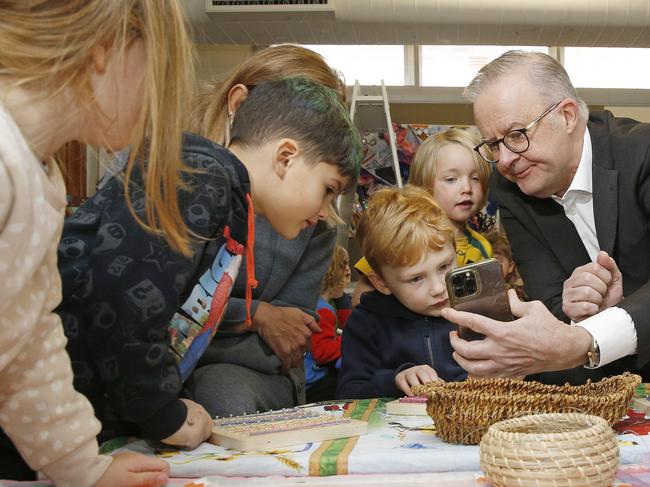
[0,103,111,486]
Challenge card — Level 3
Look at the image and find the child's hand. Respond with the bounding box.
[94,451,169,487]
[161,399,212,449]
[395,365,443,396]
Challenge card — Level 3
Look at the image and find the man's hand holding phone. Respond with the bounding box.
[443,289,592,377]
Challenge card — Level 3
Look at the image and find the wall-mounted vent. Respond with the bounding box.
[211,1,328,5]
[205,0,334,21]
[195,0,650,47]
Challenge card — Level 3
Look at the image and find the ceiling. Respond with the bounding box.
[186,0,650,47]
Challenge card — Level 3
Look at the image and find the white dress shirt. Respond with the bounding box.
[550,128,637,367]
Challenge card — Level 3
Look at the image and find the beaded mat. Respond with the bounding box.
[210,407,368,451]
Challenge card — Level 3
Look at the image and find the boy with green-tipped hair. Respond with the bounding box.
[57,77,362,449]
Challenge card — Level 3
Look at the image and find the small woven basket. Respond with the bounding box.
[412,372,640,445]
[480,413,618,487]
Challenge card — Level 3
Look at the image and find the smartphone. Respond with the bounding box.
[445,259,513,340]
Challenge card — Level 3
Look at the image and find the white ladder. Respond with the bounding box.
[337,80,401,248]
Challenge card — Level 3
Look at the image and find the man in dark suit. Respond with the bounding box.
[441,50,650,383]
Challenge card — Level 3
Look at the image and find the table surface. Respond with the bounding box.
[94,396,650,481]
[2,392,650,486]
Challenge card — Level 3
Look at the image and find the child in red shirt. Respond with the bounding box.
[305,245,352,402]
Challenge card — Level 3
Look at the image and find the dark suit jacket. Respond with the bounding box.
[491,110,650,384]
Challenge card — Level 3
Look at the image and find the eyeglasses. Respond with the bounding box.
[474,101,562,164]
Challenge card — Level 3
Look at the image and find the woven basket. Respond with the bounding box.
[480,413,618,487]
[412,372,640,445]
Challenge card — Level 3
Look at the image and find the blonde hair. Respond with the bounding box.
[0,0,195,255]
[359,185,455,274]
[321,245,349,294]
[464,50,589,122]
[408,126,491,211]
[188,44,346,145]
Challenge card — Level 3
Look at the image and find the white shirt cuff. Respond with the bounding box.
[576,306,637,367]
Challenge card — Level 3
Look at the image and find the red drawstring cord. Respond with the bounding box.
[244,193,258,326]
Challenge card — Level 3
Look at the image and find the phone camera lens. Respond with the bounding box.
[466,280,477,295]
[452,275,465,297]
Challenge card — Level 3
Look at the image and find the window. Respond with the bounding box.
[303,45,405,85]
[421,45,549,87]
[564,48,650,89]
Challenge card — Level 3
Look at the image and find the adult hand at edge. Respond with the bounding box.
[444,289,593,378]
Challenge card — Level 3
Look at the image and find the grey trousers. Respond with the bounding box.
[184,332,305,417]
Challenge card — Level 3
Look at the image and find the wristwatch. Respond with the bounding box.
[584,336,601,369]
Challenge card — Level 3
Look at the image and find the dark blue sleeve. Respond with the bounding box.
[335,310,402,399]
[58,150,234,440]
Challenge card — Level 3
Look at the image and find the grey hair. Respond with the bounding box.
[464,50,589,122]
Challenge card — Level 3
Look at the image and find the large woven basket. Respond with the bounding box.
[480,413,618,487]
[412,372,640,445]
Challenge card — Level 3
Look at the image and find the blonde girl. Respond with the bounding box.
[409,126,493,265]
[0,1,195,484]
[321,245,352,302]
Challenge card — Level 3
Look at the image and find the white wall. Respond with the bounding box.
[195,44,253,81]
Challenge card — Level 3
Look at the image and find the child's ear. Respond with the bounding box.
[272,138,300,179]
[227,84,250,114]
[367,271,392,296]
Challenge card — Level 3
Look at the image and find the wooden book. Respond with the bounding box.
[385,396,429,416]
[209,408,368,452]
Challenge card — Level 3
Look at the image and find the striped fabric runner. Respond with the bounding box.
[309,398,379,476]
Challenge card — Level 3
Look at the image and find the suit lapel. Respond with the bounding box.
[592,165,618,255]
[589,120,619,256]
